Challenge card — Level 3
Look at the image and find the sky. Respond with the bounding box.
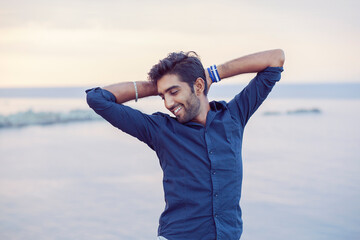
[0,0,359,87]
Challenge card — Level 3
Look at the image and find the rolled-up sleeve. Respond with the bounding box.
[86,87,163,150]
[227,67,283,126]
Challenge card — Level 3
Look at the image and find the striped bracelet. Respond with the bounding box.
[207,65,221,83]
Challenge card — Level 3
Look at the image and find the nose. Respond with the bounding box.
[164,96,175,110]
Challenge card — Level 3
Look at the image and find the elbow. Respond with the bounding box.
[278,49,285,66]
[270,49,285,67]
[86,88,98,109]
[86,87,114,111]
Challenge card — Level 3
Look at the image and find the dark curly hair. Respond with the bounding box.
[148,51,208,95]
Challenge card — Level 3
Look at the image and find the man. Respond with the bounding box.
[86,49,285,240]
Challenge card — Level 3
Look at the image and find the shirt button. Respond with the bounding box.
[209,151,213,155]
[212,171,216,175]
[214,214,218,218]
[214,193,218,197]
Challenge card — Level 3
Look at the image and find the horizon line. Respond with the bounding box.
[1,82,360,89]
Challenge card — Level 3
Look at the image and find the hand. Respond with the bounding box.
[204,69,213,94]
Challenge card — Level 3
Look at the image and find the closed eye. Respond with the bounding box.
[158,85,180,100]
[170,90,178,95]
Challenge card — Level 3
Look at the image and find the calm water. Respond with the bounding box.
[0,96,359,240]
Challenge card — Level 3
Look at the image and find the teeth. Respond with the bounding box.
[174,106,182,114]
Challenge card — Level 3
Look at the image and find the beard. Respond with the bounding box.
[176,92,201,123]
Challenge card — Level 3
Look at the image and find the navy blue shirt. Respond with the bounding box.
[86,67,283,240]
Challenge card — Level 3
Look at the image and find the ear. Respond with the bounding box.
[194,77,206,96]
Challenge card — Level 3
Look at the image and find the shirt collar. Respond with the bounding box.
[209,100,227,111]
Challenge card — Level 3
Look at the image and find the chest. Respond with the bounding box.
[156,111,243,172]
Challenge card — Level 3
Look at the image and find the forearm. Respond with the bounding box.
[219,49,285,78]
[206,49,285,87]
[103,81,158,104]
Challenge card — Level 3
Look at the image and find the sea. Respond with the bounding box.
[0,83,359,240]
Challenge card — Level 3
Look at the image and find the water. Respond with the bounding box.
[0,87,359,239]
[242,99,360,240]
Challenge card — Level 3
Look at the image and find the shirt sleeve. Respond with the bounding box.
[86,87,163,150]
[227,67,283,126]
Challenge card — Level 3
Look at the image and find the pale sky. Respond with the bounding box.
[1,0,359,87]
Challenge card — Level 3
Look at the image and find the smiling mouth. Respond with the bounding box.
[173,106,183,115]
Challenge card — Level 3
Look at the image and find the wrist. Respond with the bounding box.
[207,65,221,83]
[144,81,158,96]
[205,70,213,88]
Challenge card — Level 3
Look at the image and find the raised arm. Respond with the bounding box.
[103,81,158,104]
[206,49,285,89]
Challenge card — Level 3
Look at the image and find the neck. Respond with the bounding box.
[192,96,210,126]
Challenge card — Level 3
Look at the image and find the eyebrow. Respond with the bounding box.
[158,85,180,96]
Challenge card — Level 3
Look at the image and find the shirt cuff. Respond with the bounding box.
[258,66,284,82]
[86,87,117,110]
